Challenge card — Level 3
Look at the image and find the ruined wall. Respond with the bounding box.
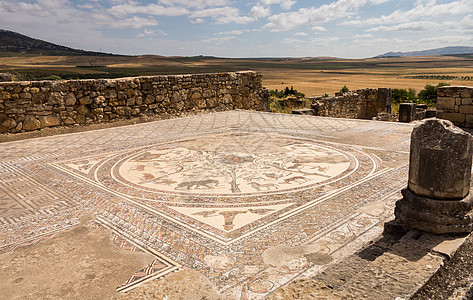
[0,71,269,133]
[310,88,391,119]
[437,86,473,128]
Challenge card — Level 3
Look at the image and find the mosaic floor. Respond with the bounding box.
[0,110,414,299]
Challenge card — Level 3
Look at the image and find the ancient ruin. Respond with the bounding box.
[395,118,473,233]
[0,71,268,134]
[305,88,391,119]
[2,74,473,298]
[398,103,416,123]
[437,86,473,127]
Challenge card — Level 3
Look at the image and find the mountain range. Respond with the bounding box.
[2,29,473,58]
[376,46,473,57]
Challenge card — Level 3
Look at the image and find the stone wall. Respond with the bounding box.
[0,71,269,133]
[437,86,473,128]
[309,88,391,119]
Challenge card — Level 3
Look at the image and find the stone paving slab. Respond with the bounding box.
[0,111,415,299]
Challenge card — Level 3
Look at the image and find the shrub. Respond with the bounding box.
[42,75,62,81]
[392,88,417,103]
[418,82,450,104]
[340,85,349,93]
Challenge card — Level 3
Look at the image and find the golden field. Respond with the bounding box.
[1,53,473,97]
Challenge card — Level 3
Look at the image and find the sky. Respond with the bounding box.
[1,0,473,58]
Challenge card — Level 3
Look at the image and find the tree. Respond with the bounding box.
[418,82,450,104]
[284,86,290,96]
[407,88,416,100]
[392,88,417,103]
[392,88,408,102]
[290,86,295,95]
[340,85,349,93]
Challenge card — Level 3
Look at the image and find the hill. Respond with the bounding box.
[0,29,123,56]
[376,46,473,57]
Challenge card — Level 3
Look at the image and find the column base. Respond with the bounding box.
[394,188,473,234]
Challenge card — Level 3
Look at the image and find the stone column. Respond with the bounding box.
[395,118,473,234]
[398,103,416,122]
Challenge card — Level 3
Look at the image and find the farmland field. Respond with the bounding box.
[1,53,473,96]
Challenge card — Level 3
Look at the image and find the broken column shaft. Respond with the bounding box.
[395,118,473,234]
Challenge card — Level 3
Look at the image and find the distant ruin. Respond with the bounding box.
[294,88,391,119]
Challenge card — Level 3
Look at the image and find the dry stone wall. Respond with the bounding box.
[310,88,391,119]
[437,86,473,128]
[0,71,269,134]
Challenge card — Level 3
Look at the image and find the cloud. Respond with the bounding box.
[109,3,190,17]
[264,0,369,32]
[190,18,205,24]
[312,26,327,32]
[157,0,230,9]
[202,36,237,43]
[77,3,98,10]
[445,15,473,33]
[295,32,308,36]
[249,5,271,18]
[283,36,340,47]
[260,0,296,10]
[136,29,167,37]
[419,35,473,45]
[0,0,69,17]
[190,6,254,24]
[369,0,390,4]
[341,0,473,26]
[99,16,159,29]
[283,37,305,45]
[353,33,373,38]
[367,21,440,32]
[216,29,249,36]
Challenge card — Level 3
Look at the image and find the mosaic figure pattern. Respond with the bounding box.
[0,111,413,298]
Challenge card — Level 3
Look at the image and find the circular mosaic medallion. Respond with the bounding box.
[109,133,357,197]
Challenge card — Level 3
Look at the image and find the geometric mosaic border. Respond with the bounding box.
[86,219,181,293]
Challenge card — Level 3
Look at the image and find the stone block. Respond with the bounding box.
[23,115,41,131]
[436,97,455,110]
[462,98,473,105]
[425,109,437,118]
[466,115,473,128]
[65,93,77,106]
[416,104,428,109]
[415,109,426,120]
[0,113,16,133]
[292,109,315,115]
[39,115,61,127]
[460,89,473,98]
[408,118,472,199]
[437,86,449,97]
[48,92,64,105]
[398,103,416,122]
[459,105,473,114]
[437,112,465,125]
[79,96,92,105]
